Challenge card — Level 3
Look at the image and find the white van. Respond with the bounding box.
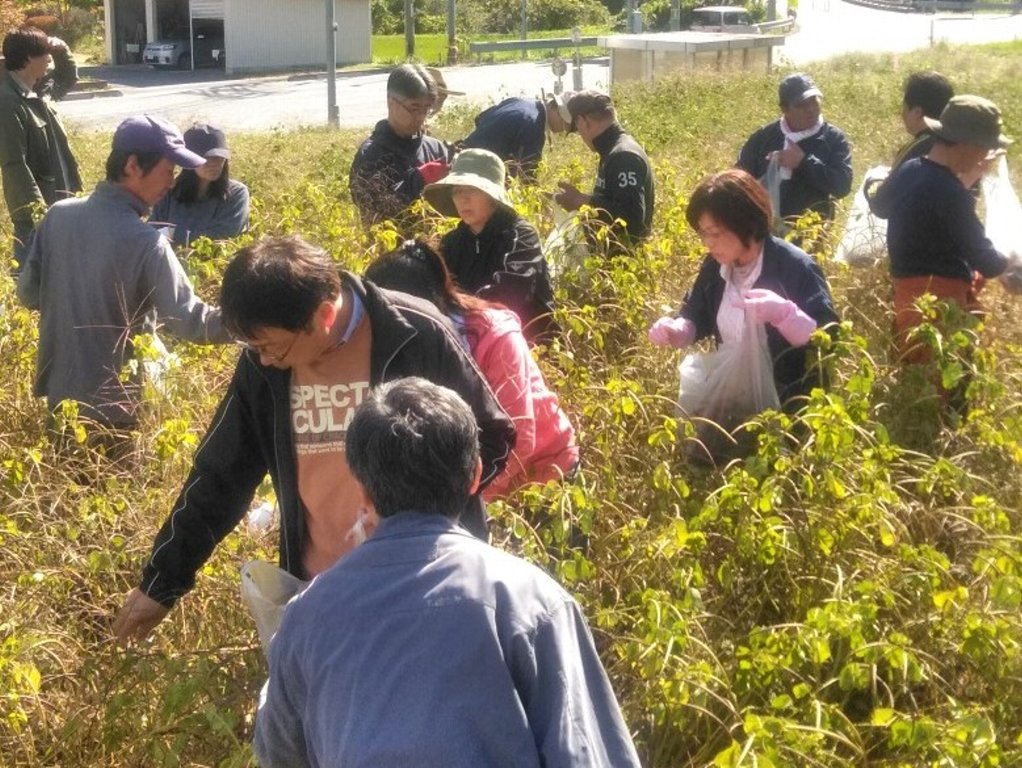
[690,6,756,32]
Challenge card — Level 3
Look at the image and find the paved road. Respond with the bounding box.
[781,0,1022,63]
[58,2,1022,134]
[60,59,611,133]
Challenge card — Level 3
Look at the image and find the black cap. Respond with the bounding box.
[183,123,230,159]
[778,73,822,107]
[566,90,614,132]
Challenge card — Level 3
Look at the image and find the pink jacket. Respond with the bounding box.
[464,308,579,500]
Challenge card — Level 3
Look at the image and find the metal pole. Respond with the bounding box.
[521,0,527,58]
[447,0,456,62]
[326,0,339,126]
[189,11,194,70]
[405,0,415,58]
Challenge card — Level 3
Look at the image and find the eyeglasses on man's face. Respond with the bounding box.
[391,96,433,118]
[237,330,300,363]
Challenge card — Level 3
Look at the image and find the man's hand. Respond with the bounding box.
[553,181,590,211]
[112,588,171,645]
[776,143,806,170]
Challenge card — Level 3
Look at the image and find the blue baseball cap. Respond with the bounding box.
[112,115,206,168]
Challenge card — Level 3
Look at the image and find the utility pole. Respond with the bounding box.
[447,0,457,63]
[521,0,528,58]
[326,0,339,126]
[405,0,415,58]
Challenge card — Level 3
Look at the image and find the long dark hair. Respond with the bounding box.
[364,239,495,319]
[169,161,232,204]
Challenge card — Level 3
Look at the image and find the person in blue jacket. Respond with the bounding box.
[461,92,572,182]
[649,168,838,412]
[737,73,852,225]
[150,123,250,247]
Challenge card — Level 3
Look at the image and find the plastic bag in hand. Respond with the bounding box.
[835,166,889,266]
[241,561,310,658]
[982,155,1022,294]
[677,312,780,463]
[759,154,788,236]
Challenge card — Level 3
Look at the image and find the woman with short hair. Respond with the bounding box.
[649,168,838,412]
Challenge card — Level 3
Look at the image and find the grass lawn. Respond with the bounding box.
[372,27,613,64]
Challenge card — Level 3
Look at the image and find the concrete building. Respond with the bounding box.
[103,0,371,74]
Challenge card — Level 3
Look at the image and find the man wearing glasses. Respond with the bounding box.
[349,63,455,232]
[112,236,516,643]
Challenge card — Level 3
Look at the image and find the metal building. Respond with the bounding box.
[103,0,371,74]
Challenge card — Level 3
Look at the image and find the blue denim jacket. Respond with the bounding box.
[255,513,641,768]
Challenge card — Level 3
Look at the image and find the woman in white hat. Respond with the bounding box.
[150,123,250,247]
[422,148,557,344]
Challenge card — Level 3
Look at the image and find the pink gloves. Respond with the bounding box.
[648,316,696,348]
[417,160,449,185]
[734,288,817,347]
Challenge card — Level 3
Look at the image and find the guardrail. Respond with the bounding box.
[755,17,797,32]
[468,37,599,56]
[916,0,1021,10]
[842,0,1020,12]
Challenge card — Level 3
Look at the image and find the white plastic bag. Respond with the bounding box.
[544,205,589,280]
[240,560,309,657]
[835,166,889,266]
[760,154,787,235]
[982,155,1022,293]
[677,313,780,462]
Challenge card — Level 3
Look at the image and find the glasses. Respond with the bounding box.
[237,331,300,363]
[697,227,728,244]
[391,96,432,118]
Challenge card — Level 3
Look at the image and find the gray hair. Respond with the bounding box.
[346,377,480,519]
[387,63,437,101]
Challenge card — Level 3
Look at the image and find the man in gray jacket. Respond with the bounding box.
[17,114,229,449]
[1,26,82,270]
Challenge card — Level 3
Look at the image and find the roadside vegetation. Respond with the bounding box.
[1,42,1021,767]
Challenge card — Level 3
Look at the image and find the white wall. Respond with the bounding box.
[224,0,371,74]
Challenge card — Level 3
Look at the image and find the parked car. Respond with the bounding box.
[690,6,756,32]
[143,25,225,70]
[143,39,191,69]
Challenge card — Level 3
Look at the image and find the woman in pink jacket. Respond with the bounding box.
[365,240,579,500]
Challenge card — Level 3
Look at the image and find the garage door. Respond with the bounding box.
[191,0,223,19]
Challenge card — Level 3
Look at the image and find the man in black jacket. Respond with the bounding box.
[554,90,655,252]
[112,235,515,643]
[737,73,852,224]
[349,63,454,233]
[461,93,572,182]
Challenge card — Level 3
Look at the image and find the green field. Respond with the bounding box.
[2,41,1022,767]
[371,27,612,64]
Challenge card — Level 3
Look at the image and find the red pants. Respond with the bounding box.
[892,274,983,365]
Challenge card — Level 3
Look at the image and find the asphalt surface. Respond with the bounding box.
[57,1,1022,133]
